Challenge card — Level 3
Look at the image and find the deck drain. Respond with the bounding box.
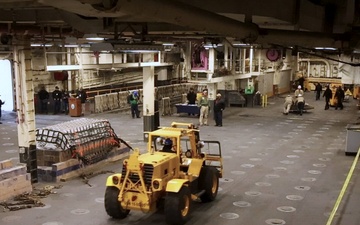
[5,149,17,153]
[319,157,331,161]
[2,215,21,222]
[266,174,280,178]
[220,178,234,183]
[2,143,14,146]
[231,171,246,175]
[42,222,64,225]
[233,201,251,207]
[257,152,268,156]
[308,137,319,140]
[308,170,322,175]
[286,195,304,201]
[245,191,262,196]
[219,213,239,220]
[241,164,255,168]
[62,193,75,197]
[301,177,316,182]
[70,209,90,215]
[255,182,271,187]
[238,146,249,149]
[249,158,262,161]
[313,164,326,168]
[277,206,296,213]
[295,186,311,191]
[265,218,286,224]
[287,155,299,158]
[273,167,287,171]
[280,160,294,165]
[95,198,104,203]
[322,152,334,155]
[293,150,305,153]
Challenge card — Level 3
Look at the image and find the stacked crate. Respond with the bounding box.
[0,159,33,201]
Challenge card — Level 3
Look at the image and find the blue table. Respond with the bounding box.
[175,104,200,115]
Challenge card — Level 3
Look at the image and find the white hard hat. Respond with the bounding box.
[298,94,302,97]
[297,85,301,89]
[216,93,221,97]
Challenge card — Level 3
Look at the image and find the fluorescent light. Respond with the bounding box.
[86,37,105,41]
[162,43,174,46]
[233,43,250,46]
[46,65,81,71]
[31,43,53,47]
[314,47,337,50]
[121,50,160,53]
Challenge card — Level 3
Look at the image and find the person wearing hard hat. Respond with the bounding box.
[283,94,293,115]
[296,93,305,115]
[294,85,304,97]
[214,93,226,126]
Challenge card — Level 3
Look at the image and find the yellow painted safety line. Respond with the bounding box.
[326,147,360,225]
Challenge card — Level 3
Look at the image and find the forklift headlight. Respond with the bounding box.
[112,176,119,185]
[152,179,162,190]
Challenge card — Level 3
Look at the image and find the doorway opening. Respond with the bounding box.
[0,60,13,111]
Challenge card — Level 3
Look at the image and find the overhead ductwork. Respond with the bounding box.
[113,0,259,43]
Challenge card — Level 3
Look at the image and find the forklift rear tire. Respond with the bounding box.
[104,186,130,219]
[165,186,191,225]
[199,166,219,202]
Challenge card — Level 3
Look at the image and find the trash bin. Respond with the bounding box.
[69,97,82,117]
[345,124,360,155]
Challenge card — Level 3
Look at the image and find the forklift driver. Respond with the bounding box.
[162,138,174,153]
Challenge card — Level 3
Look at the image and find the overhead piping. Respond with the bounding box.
[114,0,259,43]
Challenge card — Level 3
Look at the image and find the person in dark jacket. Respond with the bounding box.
[38,86,49,114]
[52,86,62,114]
[315,83,322,100]
[77,88,87,115]
[323,85,332,110]
[62,90,70,115]
[187,88,197,104]
[214,93,226,126]
[335,86,345,110]
[187,88,197,115]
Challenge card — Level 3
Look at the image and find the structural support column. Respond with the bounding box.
[142,66,157,141]
[14,43,38,183]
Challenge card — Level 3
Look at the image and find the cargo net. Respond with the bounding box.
[36,118,120,165]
